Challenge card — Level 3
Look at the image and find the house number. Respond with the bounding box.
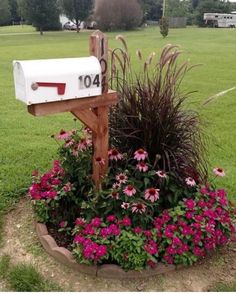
[78,74,100,89]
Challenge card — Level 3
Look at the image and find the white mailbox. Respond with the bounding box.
[13,56,102,105]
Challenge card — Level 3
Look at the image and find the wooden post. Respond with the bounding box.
[89,31,109,188]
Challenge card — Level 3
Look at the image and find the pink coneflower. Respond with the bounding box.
[213,167,225,177]
[110,191,119,200]
[121,202,130,209]
[136,161,149,172]
[123,185,136,197]
[64,139,74,148]
[134,148,148,161]
[95,157,105,166]
[156,170,167,178]
[144,188,160,202]
[108,148,123,161]
[77,138,92,151]
[56,129,71,140]
[83,127,92,136]
[112,182,121,190]
[131,203,147,214]
[185,177,196,186]
[116,173,128,184]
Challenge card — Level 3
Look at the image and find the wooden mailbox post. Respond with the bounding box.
[27,31,118,188]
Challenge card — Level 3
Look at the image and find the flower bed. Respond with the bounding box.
[29,127,235,273]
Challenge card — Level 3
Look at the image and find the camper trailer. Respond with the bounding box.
[204,13,236,28]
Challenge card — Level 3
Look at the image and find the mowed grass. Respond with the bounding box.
[0,26,236,237]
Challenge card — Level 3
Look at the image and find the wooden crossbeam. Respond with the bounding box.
[27,90,117,117]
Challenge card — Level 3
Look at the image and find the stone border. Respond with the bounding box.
[36,222,177,279]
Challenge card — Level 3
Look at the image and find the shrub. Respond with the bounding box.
[94,0,143,31]
[159,17,169,38]
[109,40,208,184]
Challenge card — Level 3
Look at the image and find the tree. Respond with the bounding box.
[8,0,20,22]
[167,0,190,17]
[159,16,169,37]
[0,0,11,26]
[22,0,61,34]
[94,0,143,31]
[140,0,162,21]
[60,0,94,32]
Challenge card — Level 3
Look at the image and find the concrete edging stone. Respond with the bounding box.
[35,222,177,279]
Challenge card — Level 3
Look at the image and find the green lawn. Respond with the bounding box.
[0,26,236,239]
[0,25,35,34]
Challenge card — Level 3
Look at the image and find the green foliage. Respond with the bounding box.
[60,0,94,30]
[8,263,61,291]
[0,255,11,279]
[0,0,11,25]
[140,0,162,21]
[94,0,143,31]
[8,0,20,22]
[111,230,148,270]
[159,16,169,37]
[22,0,61,34]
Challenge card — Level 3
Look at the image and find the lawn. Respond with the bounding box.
[0,25,236,241]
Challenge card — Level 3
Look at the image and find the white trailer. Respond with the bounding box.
[204,13,236,28]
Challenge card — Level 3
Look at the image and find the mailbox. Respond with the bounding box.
[13,56,102,105]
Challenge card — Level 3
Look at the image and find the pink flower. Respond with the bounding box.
[115,173,127,184]
[73,234,85,244]
[59,221,67,228]
[200,187,209,194]
[185,199,195,210]
[172,237,182,246]
[108,148,123,161]
[122,216,132,226]
[156,170,167,178]
[144,188,160,202]
[112,182,121,190]
[193,247,205,257]
[185,177,196,186]
[110,191,119,200]
[136,161,149,172]
[121,202,130,209]
[213,167,225,177]
[56,129,71,140]
[63,182,73,192]
[131,203,147,214]
[106,215,116,222]
[164,229,173,238]
[164,255,173,264]
[123,185,136,197]
[144,241,158,255]
[95,157,105,166]
[75,217,86,226]
[134,148,148,161]
[77,138,92,151]
[90,217,102,228]
[133,227,143,234]
[64,139,74,148]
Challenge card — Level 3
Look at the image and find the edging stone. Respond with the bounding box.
[35,222,177,279]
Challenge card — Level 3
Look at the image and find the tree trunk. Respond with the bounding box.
[40,27,43,35]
